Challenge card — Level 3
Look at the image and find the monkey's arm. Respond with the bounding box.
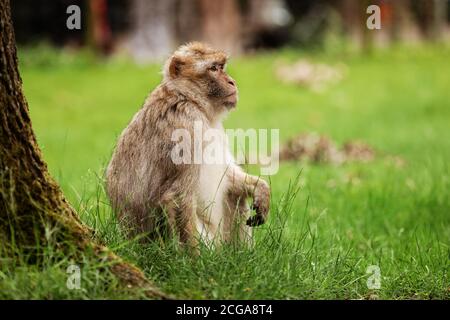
[227,166,270,227]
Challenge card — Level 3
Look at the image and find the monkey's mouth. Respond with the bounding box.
[225,91,237,98]
[224,92,238,108]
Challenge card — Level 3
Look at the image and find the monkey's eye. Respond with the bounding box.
[209,65,219,72]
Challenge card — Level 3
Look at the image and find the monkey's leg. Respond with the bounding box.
[223,192,253,245]
[161,195,198,250]
[113,197,157,242]
[227,167,271,227]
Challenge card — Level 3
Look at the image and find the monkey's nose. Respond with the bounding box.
[228,79,236,87]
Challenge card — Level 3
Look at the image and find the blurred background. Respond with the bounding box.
[11,0,450,60]
[7,1,450,299]
[9,0,450,200]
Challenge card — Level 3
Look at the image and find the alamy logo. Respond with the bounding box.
[66,264,81,290]
[171,121,279,175]
[366,265,381,289]
[66,5,81,30]
[366,5,381,30]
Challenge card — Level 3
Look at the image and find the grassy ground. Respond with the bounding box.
[1,44,449,299]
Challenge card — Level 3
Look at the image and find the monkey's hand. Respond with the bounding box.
[246,180,270,227]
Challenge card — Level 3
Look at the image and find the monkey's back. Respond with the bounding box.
[105,84,202,236]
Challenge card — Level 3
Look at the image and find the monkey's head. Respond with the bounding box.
[164,42,238,114]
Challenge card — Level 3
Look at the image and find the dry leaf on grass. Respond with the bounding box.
[276,60,347,91]
[279,132,380,165]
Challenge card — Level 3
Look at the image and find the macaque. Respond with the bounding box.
[106,42,270,248]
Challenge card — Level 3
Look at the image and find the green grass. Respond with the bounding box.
[1,44,449,299]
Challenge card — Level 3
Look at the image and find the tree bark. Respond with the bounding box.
[0,0,165,298]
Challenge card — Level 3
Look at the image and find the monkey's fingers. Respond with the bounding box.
[247,200,269,226]
[246,214,265,227]
[250,185,270,227]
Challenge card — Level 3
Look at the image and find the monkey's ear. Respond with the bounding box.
[169,56,184,78]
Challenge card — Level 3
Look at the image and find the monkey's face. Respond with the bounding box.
[204,62,238,110]
[165,42,239,111]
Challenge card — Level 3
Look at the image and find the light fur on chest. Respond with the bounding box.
[195,124,234,243]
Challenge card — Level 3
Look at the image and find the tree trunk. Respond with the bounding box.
[198,0,242,54]
[87,0,113,54]
[127,0,176,62]
[391,0,421,43]
[431,0,448,40]
[174,0,203,45]
[0,0,165,298]
[337,0,366,48]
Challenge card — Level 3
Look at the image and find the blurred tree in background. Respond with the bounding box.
[10,0,450,60]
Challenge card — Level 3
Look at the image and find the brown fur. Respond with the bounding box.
[106,42,270,248]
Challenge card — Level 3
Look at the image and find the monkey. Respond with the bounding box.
[105,42,270,249]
